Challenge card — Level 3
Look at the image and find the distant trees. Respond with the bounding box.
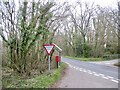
[54,1,119,58]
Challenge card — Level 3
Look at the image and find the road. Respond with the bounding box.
[57,57,119,88]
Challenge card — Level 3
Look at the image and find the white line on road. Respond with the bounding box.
[99,74,105,77]
[88,72,93,74]
[94,73,100,77]
[83,69,87,72]
[73,66,76,69]
[76,67,80,70]
[101,76,109,79]
[92,72,96,74]
[107,76,114,79]
[64,62,119,83]
[87,70,92,73]
[111,79,119,83]
[79,68,82,71]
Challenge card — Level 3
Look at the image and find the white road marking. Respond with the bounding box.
[83,69,87,72]
[76,67,80,70]
[73,66,76,69]
[102,76,109,79]
[69,65,72,67]
[92,72,96,74]
[111,79,119,83]
[65,62,119,83]
[99,74,105,77]
[107,76,114,79]
[87,70,92,73]
[94,73,100,77]
[88,72,93,74]
[79,68,82,71]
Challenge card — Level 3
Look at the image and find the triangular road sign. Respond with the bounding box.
[43,44,55,55]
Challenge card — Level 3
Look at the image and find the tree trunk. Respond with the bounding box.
[118,2,120,56]
[82,34,86,57]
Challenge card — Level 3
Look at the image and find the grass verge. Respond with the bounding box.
[2,62,67,88]
[64,56,104,62]
[114,62,120,67]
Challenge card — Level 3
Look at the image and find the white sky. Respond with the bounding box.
[14,0,119,9]
[55,0,119,9]
[0,0,119,41]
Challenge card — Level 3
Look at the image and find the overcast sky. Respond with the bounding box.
[55,0,119,9]
[14,0,119,9]
[0,0,119,41]
[13,0,119,9]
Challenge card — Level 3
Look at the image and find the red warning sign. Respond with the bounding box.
[43,44,55,55]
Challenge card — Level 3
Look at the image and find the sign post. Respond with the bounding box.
[43,44,55,72]
[48,55,50,71]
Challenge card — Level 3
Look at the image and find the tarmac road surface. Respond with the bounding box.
[57,57,119,88]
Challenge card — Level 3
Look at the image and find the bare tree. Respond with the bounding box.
[0,0,60,74]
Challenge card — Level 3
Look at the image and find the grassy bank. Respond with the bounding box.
[2,62,67,88]
[64,56,104,62]
[114,62,120,67]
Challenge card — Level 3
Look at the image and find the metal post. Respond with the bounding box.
[59,52,61,65]
[48,55,50,71]
[57,62,58,68]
